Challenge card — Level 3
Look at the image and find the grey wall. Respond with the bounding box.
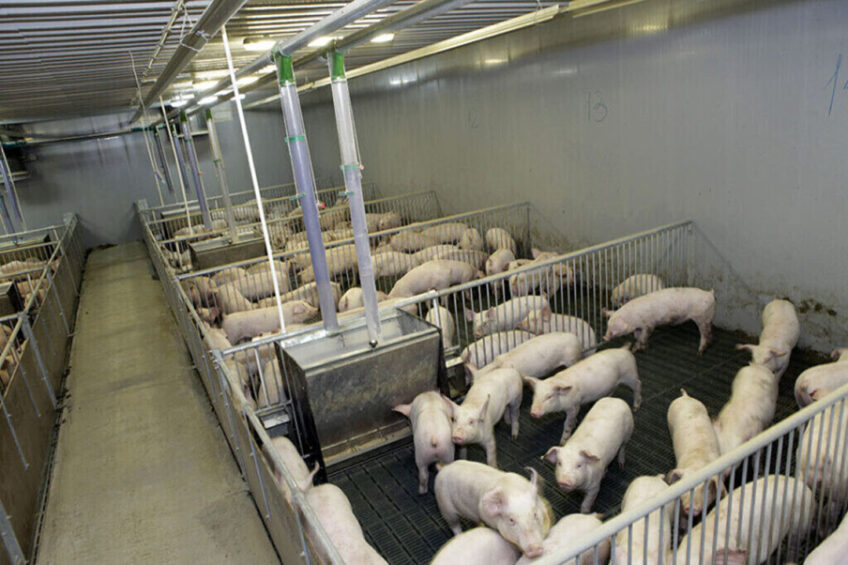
[296,0,848,349]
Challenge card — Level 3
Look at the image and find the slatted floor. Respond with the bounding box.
[327,323,819,564]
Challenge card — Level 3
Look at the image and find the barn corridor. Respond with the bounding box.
[35,242,277,564]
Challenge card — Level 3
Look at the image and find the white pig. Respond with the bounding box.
[515,513,608,565]
[804,510,848,565]
[486,228,518,255]
[525,345,641,442]
[425,305,456,349]
[212,266,246,286]
[436,249,488,271]
[603,287,716,354]
[466,296,550,338]
[736,299,800,380]
[486,248,516,276]
[421,222,470,244]
[257,360,286,408]
[796,402,848,518]
[393,391,455,494]
[516,307,597,352]
[610,274,665,307]
[413,245,459,264]
[447,368,523,467]
[667,389,723,519]
[214,283,254,314]
[391,231,433,252]
[434,461,553,558]
[245,259,290,278]
[221,301,318,343]
[371,251,420,278]
[673,476,814,565]
[613,475,672,565]
[431,527,521,565]
[257,281,342,310]
[794,351,848,407]
[338,287,389,312]
[509,261,574,298]
[298,243,358,283]
[470,332,583,381]
[713,363,778,455]
[229,271,292,301]
[543,397,634,513]
[389,259,482,298]
[458,228,484,251]
[264,435,309,503]
[461,330,536,369]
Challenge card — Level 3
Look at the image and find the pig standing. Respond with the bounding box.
[610,274,665,307]
[667,389,723,519]
[515,513,608,565]
[458,228,484,251]
[674,475,814,565]
[422,222,470,244]
[431,527,521,565]
[796,401,848,519]
[212,266,246,286]
[229,271,292,301]
[257,281,342,310]
[393,391,455,494]
[221,301,318,343]
[603,287,716,354]
[414,245,459,264]
[543,397,634,512]
[461,330,536,369]
[713,363,777,455]
[613,475,672,565]
[736,299,800,380]
[469,332,582,381]
[486,228,518,255]
[516,307,597,351]
[338,287,389,312]
[257,360,286,408]
[466,296,550,338]
[804,510,848,565]
[215,283,254,314]
[794,350,848,407]
[525,345,641,442]
[371,250,420,278]
[389,259,481,298]
[264,435,309,504]
[436,248,488,271]
[391,231,432,252]
[447,368,523,467]
[486,248,516,276]
[435,461,553,558]
[425,305,456,349]
[299,243,358,283]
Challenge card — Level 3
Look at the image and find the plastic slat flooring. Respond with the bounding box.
[327,324,817,565]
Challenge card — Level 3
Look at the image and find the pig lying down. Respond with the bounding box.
[604,287,716,354]
[468,332,583,381]
[610,274,665,307]
[543,397,634,513]
[794,348,848,407]
[393,391,455,494]
[461,330,536,369]
[466,295,549,338]
[435,460,553,558]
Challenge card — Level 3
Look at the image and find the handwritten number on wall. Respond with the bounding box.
[588,91,608,122]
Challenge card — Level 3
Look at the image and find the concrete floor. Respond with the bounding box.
[36,242,279,564]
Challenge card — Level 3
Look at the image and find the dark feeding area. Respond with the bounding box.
[328,323,816,564]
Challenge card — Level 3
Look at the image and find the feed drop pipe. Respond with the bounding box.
[179,111,212,230]
[275,53,338,332]
[0,144,25,231]
[152,126,175,194]
[205,109,238,242]
[159,103,193,230]
[0,163,18,238]
[328,50,380,345]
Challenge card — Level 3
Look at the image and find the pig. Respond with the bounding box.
[543,397,633,512]
[325,227,354,242]
[804,510,848,565]
[184,275,216,307]
[461,330,536,369]
[713,363,778,455]
[470,332,583,381]
[507,259,533,271]
[796,402,848,519]
[458,228,484,251]
[298,243,358,283]
[257,360,286,408]
[425,305,456,349]
[371,251,420,278]
[673,476,814,565]
[301,477,388,564]
[212,266,246,287]
[525,345,641,442]
[229,271,292,301]
[377,211,402,231]
[338,287,389,312]
[202,325,232,351]
[613,475,672,565]
[794,351,848,407]
[446,367,523,467]
[318,205,349,230]
[486,228,518,255]
[466,296,550,338]
[221,301,318,343]
[736,299,800,379]
[264,435,309,503]
[603,287,716,354]
[509,262,574,298]
[666,389,723,521]
[431,527,521,565]
[434,461,553,558]
[389,259,482,298]
[257,282,342,310]
[421,222,470,244]
[414,245,459,264]
[391,231,432,252]
[486,248,516,276]
[245,259,290,278]
[515,513,608,565]
[436,249,488,271]
[393,391,455,494]
[197,306,221,326]
[610,274,665,307]
[214,283,254,314]
[285,238,310,254]
[516,307,597,351]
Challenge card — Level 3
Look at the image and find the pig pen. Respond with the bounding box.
[143,209,847,565]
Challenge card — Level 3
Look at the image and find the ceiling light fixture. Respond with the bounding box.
[242,37,276,52]
[199,95,219,105]
[194,70,230,80]
[193,80,219,91]
[307,36,335,48]
[370,33,395,43]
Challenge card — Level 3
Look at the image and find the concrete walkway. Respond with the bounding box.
[37,242,278,564]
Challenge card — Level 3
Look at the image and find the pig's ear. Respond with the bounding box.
[541,306,552,321]
[441,394,456,417]
[542,447,559,464]
[486,308,496,320]
[579,450,600,463]
[523,376,540,389]
[525,467,541,492]
[478,395,491,419]
[768,348,787,362]
[553,384,572,396]
[531,248,542,259]
[464,309,474,322]
[735,343,754,353]
[830,349,841,361]
[602,308,614,318]
[392,404,411,418]
[666,469,684,484]
[481,487,505,517]
[679,388,689,398]
[708,476,726,501]
[713,550,747,565]
[293,303,306,314]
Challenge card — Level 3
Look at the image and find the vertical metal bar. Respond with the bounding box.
[21,315,55,408]
[0,143,25,231]
[179,111,212,230]
[246,413,272,519]
[0,496,25,565]
[152,126,175,194]
[46,271,70,335]
[205,109,238,242]
[0,389,28,468]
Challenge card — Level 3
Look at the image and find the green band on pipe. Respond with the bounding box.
[275,53,295,85]
[205,108,213,121]
[285,135,305,143]
[340,163,360,171]
[288,193,304,201]
[330,50,346,79]
[179,110,188,123]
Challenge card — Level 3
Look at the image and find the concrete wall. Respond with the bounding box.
[296,0,848,349]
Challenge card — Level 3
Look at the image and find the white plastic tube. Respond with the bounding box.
[205,109,238,242]
[158,98,193,232]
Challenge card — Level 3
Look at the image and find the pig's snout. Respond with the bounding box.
[451,435,465,444]
[523,545,544,559]
[557,480,572,490]
[473,329,483,339]
[529,409,542,419]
